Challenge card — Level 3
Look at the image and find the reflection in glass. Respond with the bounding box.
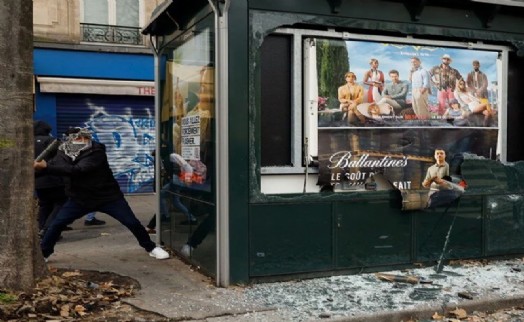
[159,16,216,277]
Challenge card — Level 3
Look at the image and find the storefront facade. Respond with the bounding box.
[144,0,524,286]
[34,48,157,193]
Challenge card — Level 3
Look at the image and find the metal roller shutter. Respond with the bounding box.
[56,94,155,194]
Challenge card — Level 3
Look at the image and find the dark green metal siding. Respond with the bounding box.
[146,0,524,284]
[241,2,524,281]
[486,195,524,255]
[246,158,524,277]
[249,203,333,276]
[247,0,524,49]
[228,0,251,283]
[335,200,411,268]
[414,196,483,261]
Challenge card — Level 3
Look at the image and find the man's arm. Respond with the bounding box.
[429,66,439,87]
[45,150,107,176]
[428,164,449,187]
[382,84,390,96]
[354,86,364,104]
[480,73,489,93]
[338,86,348,104]
[422,167,433,188]
[454,68,462,84]
[422,70,431,90]
[390,82,408,100]
[466,72,475,93]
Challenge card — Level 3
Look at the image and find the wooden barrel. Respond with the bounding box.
[401,190,429,211]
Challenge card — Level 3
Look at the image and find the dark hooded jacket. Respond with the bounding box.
[34,120,64,190]
[44,141,123,209]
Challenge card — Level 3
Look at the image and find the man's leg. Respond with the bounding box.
[146,214,156,230]
[444,89,455,115]
[172,194,196,221]
[438,90,447,113]
[420,91,430,118]
[187,214,215,248]
[412,90,421,116]
[159,183,172,219]
[413,90,430,118]
[98,197,156,252]
[84,211,105,225]
[41,199,87,258]
[348,103,365,125]
[40,188,69,236]
[181,212,215,257]
[35,189,55,231]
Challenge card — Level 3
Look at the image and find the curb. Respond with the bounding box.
[327,294,524,322]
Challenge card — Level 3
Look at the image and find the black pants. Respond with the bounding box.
[41,197,156,258]
[35,187,67,231]
[187,214,215,248]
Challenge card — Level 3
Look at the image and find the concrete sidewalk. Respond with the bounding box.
[48,194,278,321]
[48,194,524,322]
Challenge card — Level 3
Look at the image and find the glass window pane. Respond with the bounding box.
[160,16,216,276]
[84,0,108,25]
[116,0,139,27]
[260,35,292,167]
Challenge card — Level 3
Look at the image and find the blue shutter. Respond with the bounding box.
[56,94,155,194]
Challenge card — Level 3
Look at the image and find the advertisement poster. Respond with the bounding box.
[181,114,201,161]
[167,62,214,191]
[313,38,500,191]
[317,128,498,190]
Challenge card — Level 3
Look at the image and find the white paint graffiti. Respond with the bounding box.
[83,104,155,193]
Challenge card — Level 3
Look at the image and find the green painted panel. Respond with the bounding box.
[249,203,333,276]
[486,194,524,254]
[461,159,510,193]
[226,0,251,284]
[335,200,411,268]
[415,196,482,261]
[248,0,524,39]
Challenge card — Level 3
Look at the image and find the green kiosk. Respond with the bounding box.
[143,0,524,286]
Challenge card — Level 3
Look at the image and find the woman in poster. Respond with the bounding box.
[454,79,493,126]
[362,58,384,103]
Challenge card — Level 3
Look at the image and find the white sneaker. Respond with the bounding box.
[180,244,193,257]
[149,246,170,260]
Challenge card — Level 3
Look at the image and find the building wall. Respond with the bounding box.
[32,0,160,194]
[33,0,162,47]
[33,0,80,43]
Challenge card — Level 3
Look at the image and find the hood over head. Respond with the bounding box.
[34,120,52,136]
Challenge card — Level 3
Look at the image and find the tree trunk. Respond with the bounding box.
[0,0,46,291]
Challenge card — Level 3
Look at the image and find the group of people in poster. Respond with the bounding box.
[336,53,496,127]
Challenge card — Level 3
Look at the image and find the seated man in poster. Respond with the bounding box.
[422,148,450,196]
[338,71,365,125]
[422,148,464,208]
[377,69,408,114]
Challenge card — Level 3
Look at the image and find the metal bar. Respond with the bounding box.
[80,23,143,45]
[208,0,231,288]
[153,47,162,245]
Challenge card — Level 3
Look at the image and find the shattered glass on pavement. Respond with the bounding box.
[243,258,524,321]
